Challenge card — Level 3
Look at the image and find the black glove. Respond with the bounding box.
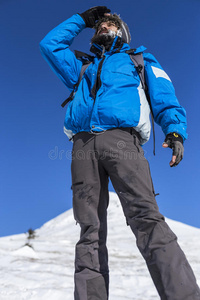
[163,132,184,167]
[79,6,111,28]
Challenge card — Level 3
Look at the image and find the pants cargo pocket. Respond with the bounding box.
[72,182,98,225]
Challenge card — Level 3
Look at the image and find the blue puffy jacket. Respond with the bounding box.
[40,14,187,144]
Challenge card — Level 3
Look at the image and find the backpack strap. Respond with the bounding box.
[61,51,94,108]
[126,49,155,155]
[74,50,95,62]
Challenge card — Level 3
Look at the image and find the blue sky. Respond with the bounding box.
[1,0,200,237]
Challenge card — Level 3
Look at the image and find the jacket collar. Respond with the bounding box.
[90,36,130,57]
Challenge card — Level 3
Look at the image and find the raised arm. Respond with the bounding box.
[39,14,85,91]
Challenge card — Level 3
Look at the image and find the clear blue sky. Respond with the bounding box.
[1,0,200,237]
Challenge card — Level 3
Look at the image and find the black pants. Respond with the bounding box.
[71,128,200,300]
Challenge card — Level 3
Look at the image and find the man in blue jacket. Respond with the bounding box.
[40,6,200,300]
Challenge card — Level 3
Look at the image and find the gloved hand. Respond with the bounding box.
[162,132,184,167]
[79,6,111,28]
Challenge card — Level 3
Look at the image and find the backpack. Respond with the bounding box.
[61,50,94,108]
[61,49,155,154]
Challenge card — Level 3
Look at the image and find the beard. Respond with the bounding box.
[91,33,115,51]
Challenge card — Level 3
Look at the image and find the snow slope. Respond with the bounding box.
[0,192,199,300]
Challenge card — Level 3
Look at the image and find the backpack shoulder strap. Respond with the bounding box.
[126,49,147,95]
[126,49,156,155]
[61,51,94,108]
[74,50,94,62]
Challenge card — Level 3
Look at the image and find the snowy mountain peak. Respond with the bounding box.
[0,192,199,300]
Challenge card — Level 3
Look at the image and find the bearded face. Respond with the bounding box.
[91,21,120,49]
[91,32,114,48]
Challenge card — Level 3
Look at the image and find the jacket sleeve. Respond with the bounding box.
[39,14,85,92]
[143,52,188,141]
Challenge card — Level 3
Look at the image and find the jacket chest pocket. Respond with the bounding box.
[103,68,140,87]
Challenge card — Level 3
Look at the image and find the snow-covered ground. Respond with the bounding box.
[0,192,199,300]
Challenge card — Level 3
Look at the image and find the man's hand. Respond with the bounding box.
[79,6,111,28]
[162,133,184,167]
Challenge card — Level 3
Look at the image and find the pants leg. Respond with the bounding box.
[98,128,200,300]
[71,132,109,300]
